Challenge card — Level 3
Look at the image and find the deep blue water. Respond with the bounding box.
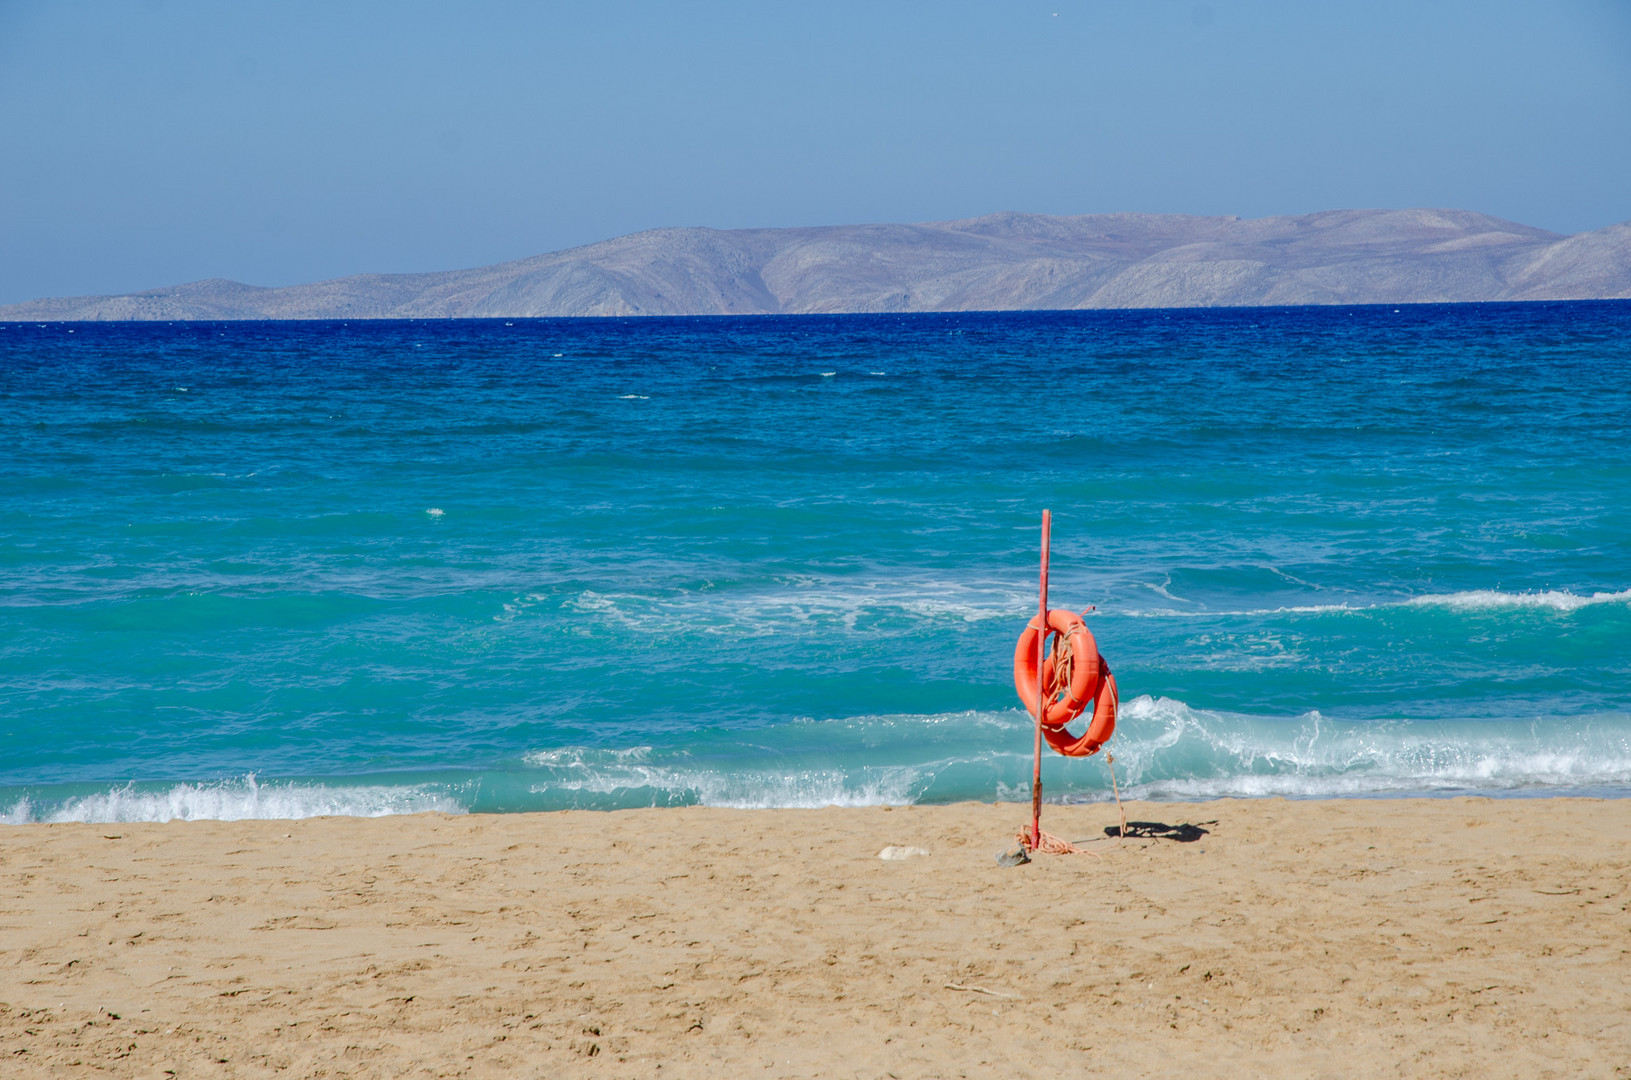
[3,304,1630,822]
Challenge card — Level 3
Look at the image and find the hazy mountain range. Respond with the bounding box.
[6,208,1630,320]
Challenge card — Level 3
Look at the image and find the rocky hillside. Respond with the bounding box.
[6,208,1629,319]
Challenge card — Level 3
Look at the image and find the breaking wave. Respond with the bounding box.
[514,703,1631,807]
[1,775,466,825]
[1097,696,1631,800]
[6,699,1629,824]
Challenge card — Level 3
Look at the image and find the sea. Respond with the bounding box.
[3,303,1629,824]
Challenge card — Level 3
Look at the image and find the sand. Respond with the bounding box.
[2,798,1628,1078]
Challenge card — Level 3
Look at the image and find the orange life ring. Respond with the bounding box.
[1042,664,1117,757]
[1012,608,1100,728]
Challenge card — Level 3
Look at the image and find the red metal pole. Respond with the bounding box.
[1032,509,1051,849]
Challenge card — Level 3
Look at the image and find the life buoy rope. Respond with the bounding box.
[1043,662,1117,758]
[1012,608,1117,757]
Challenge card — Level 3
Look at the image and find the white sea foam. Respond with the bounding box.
[564,578,1029,636]
[524,745,654,766]
[530,767,925,810]
[1142,579,1192,605]
[1402,588,1631,613]
[1122,588,1631,619]
[522,742,927,808]
[1,775,465,825]
[542,579,1631,635]
[1123,603,1361,618]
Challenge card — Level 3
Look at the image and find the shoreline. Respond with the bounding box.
[9,786,1631,830]
[7,784,1631,830]
[3,797,1627,1076]
[8,755,1631,826]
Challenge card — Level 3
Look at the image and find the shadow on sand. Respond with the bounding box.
[1104,820,1213,843]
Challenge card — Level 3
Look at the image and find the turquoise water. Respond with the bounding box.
[3,304,1629,822]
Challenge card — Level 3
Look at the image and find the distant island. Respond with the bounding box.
[5,208,1630,320]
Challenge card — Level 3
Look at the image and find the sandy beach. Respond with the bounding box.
[2,798,1627,1078]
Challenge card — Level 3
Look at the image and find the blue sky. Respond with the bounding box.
[2,0,1628,303]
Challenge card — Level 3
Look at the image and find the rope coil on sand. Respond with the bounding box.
[1017,827,1090,856]
[1013,754,1128,857]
